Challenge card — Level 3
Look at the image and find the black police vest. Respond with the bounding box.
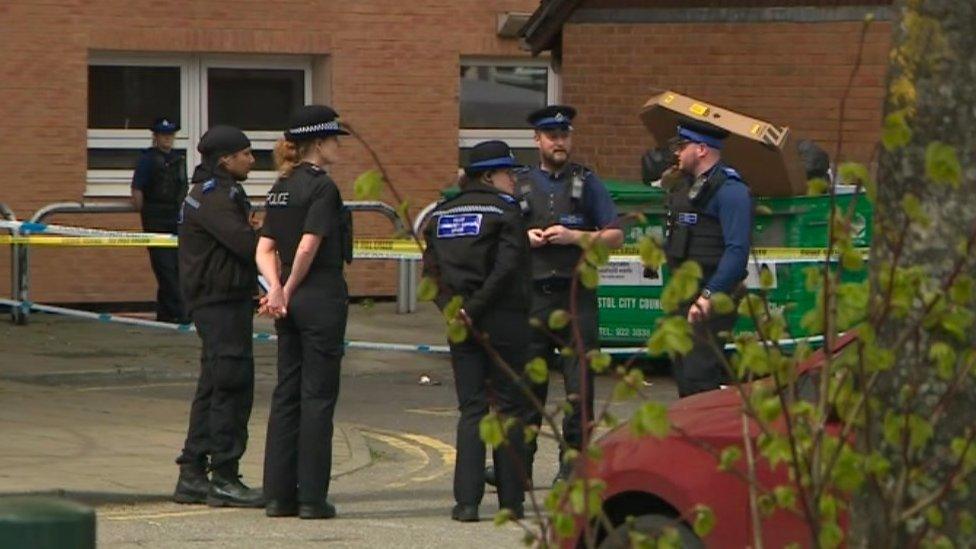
[265,166,353,270]
[518,164,595,280]
[143,149,188,211]
[664,165,732,279]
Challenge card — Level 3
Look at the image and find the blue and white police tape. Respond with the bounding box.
[0,219,173,240]
[0,298,824,356]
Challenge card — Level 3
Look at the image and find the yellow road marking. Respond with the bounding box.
[101,508,237,521]
[405,407,457,417]
[399,433,456,482]
[360,430,431,488]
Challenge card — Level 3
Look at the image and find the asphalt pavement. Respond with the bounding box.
[0,302,677,548]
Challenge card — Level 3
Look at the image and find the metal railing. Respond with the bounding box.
[10,199,418,325]
[0,203,19,323]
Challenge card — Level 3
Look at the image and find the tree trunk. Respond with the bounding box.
[853,0,976,546]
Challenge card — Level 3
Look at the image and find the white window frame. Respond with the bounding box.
[458,57,560,154]
[86,52,313,197]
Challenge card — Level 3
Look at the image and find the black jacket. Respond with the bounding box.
[178,165,257,312]
[422,181,531,321]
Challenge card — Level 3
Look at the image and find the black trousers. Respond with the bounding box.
[672,302,736,398]
[264,277,348,504]
[177,299,255,473]
[142,216,187,323]
[524,281,599,469]
[450,308,528,508]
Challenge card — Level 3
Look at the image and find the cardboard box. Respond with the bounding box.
[639,90,808,197]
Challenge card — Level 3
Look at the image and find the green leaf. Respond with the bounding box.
[493,508,513,525]
[925,505,944,528]
[901,193,930,227]
[818,520,844,549]
[479,412,504,447]
[418,276,438,302]
[638,235,665,269]
[881,110,912,151]
[584,239,611,267]
[525,357,548,384]
[841,247,865,271]
[718,446,742,472]
[925,141,962,187]
[806,177,830,195]
[929,342,957,381]
[754,204,773,216]
[819,495,838,521]
[759,267,775,289]
[395,200,411,227]
[658,525,681,549]
[548,309,570,330]
[631,401,670,438]
[552,512,575,538]
[587,350,612,374]
[804,266,824,292]
[960,511,975,536]
[757,395,782,423]
[838,162,870,187]
[443,295,464,321]
[737,293,766,318]
[711,292,734,315]
[578,263,600,289]
[949,275,974,305]
[523,425,539,444]
[447,320,468,343]
[773,486,796,510]
[353,169,384,200]
[692,505,716,538]
[646,316,693,358]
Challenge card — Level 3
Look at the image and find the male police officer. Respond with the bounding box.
[173,125,263,508]
[664,121,753,397]
[518,105,624,484]
[131,117,189,323]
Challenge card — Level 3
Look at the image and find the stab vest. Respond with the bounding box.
[518,164,595,280]
[664,164,735,280]
[143,149,188,215]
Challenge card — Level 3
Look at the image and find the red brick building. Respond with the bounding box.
[0,0,894,307]
[521,0,894,181]
[0,0,546,305]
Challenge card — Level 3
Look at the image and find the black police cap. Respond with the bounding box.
[284,104,350,141]
[151,117,179,134]
[464,140,521,177]
[526,105,577,130]
[197,125,251,159]
[675,119,730,149]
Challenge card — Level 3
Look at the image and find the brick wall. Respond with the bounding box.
[561,17,892,181]
[0,0,537,304]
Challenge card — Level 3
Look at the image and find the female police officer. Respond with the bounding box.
[255,105,353,519]
[422,140,530,522]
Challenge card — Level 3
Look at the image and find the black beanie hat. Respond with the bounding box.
[197,125,251,159]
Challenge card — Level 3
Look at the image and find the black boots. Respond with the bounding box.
[265,500,336,519]
[451,503,479,522]
[173,464,210,504]
[207,466,265,508]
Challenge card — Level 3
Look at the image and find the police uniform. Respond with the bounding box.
[261,106,353,520]
[422,140,530,522]
[133,117,189,323]
[664,122,753,397]
[174,125,263,508]
[518,106,618,482]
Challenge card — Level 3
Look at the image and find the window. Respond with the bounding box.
[458,58,559,168]
[86,54,314,197]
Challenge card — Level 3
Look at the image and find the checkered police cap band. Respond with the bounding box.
[287,120,341,135]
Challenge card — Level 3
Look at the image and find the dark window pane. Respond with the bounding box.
[208,68,304,131]
[88,66,181,129]
[459,147,537,168]
[251,149,275,172]
[87,148,187,170]
[460,64,547,129]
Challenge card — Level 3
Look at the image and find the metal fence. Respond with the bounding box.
[7,199,418,325]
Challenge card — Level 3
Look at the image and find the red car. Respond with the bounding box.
[562,333,857,548]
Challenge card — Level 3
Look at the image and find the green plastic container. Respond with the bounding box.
[0,497,95,549]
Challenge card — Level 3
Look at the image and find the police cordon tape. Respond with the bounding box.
[0,297,825,356]
[0,235,863,263]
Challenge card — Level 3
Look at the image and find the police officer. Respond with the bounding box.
[423,140,530,522]
[257,105,353,520]
[173,125,263,508]
[517,105,623,484]
[664,121,753,397]
[131,117,189,323]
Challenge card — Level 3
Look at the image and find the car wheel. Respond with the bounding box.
[598,513,704,549]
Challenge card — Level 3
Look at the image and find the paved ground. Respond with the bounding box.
[0,302,677,548]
